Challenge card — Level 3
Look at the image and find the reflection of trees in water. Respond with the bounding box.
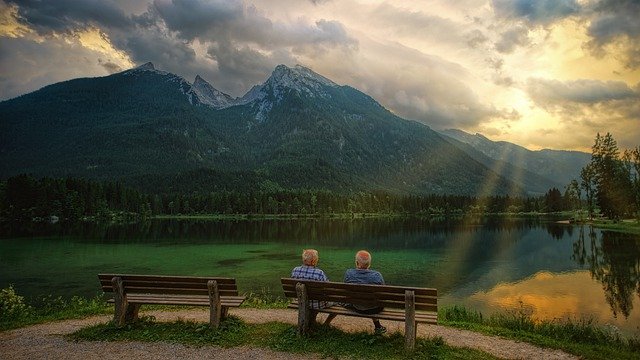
[5,216,544,249]
[573,226,640,318]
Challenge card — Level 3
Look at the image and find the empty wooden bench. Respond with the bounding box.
[99,274,245,328]
[281,278,437,350]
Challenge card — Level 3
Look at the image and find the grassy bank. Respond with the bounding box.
[5,288,640,359]
[0,286,111,331]
[589,219,640,234]
[69,315,497,360]
[440,306,640,360]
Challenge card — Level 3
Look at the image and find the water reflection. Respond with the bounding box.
[1,217,639,336]
[460,271,640,334]
[573,226,640,319]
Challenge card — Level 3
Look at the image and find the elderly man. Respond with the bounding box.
[291,249,333,323]
[343,250,386,333]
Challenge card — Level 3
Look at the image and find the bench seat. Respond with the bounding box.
[287,302,438,323]
[282,277,437,350]
[99,273,245,328]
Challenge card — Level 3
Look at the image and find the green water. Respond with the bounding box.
[1,217,639,336]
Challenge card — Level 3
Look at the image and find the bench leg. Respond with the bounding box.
[221,306,229,319]
[125,303,140,322]
[405,290,416,350]
[296,282,310,336]
[208,280,221,329]
[112,277,127,327]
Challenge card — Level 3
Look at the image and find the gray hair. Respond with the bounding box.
[355,250,371,269]
[302,249,319,266]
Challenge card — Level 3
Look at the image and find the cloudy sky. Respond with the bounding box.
[1,0,638,151]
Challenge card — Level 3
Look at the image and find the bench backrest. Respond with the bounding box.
[281,278,437,312]
[99,274,239,297]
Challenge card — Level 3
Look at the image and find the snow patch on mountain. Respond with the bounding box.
[239,64,338,121]
[190,75,235,109]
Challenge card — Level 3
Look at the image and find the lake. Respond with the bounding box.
[1,217,639,336]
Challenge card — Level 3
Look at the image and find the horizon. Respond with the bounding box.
[1,0,639,152]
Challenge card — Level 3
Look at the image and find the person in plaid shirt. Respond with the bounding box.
[291,249,334,324]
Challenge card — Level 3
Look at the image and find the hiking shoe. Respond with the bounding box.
[374,326,387,334]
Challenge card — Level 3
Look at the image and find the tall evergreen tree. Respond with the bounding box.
[588,133,636,219]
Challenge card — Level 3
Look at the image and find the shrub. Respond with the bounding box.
[0,285,32,321]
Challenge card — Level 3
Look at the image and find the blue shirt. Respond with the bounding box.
[344,268,385,311]
[344,268,384,285]
[291,265,330,309]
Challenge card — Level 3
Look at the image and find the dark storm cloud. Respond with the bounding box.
[152,0,244,41]
[7,0,132,34]
[148,0,356,49]
[133,0,357,94]
[586,0,640,69]
[492,0,580,24]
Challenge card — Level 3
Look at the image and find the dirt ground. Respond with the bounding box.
[0,308,578,360]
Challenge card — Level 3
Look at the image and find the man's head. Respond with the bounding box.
[302,249,319,266]
[355,250,372,269]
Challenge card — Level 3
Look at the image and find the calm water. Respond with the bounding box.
[1,217,639,336]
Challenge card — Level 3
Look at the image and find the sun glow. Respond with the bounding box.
[76,28,133,70]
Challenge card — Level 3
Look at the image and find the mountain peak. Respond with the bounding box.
[269,64,337,88]
[135,62,155,71]
[190,74,234,108]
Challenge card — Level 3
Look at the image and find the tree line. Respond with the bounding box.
[1,176,579,222]
[3,132,636,222]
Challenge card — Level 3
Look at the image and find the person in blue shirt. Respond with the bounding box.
[344,250,386,333]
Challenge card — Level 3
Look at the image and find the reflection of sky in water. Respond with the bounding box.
[443,271,640,337]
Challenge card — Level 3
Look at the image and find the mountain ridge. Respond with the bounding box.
[440,129,590,188]
[0,62,570,195]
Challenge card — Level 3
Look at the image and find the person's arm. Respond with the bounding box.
[343,269,351,283]
[375,271,384,285]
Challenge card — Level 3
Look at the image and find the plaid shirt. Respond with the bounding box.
[291,265,330,309]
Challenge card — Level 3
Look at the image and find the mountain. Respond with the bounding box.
[440,129,591,188]
[191,75,235,108]
[0,63,527,195]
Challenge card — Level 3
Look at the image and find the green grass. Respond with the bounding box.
[0,286,112,332]
[440,306,640,360]
[590,219,640,234]
[69,316,497,360]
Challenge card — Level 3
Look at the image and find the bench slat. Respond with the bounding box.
[287,303,437,324]
[288,294,436,311]
[107,294,245,307]
[99,274,237,284]
[101,280,239,290]
[101,286,239,296]
[282,287,436,304]
[281,278,436,297]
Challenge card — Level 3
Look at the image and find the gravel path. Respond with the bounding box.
[0,308,578,360]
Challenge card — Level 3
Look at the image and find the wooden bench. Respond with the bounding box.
[99,274,245,328]
[281,278,437,350]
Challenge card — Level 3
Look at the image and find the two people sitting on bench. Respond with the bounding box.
[291,248,386,333]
